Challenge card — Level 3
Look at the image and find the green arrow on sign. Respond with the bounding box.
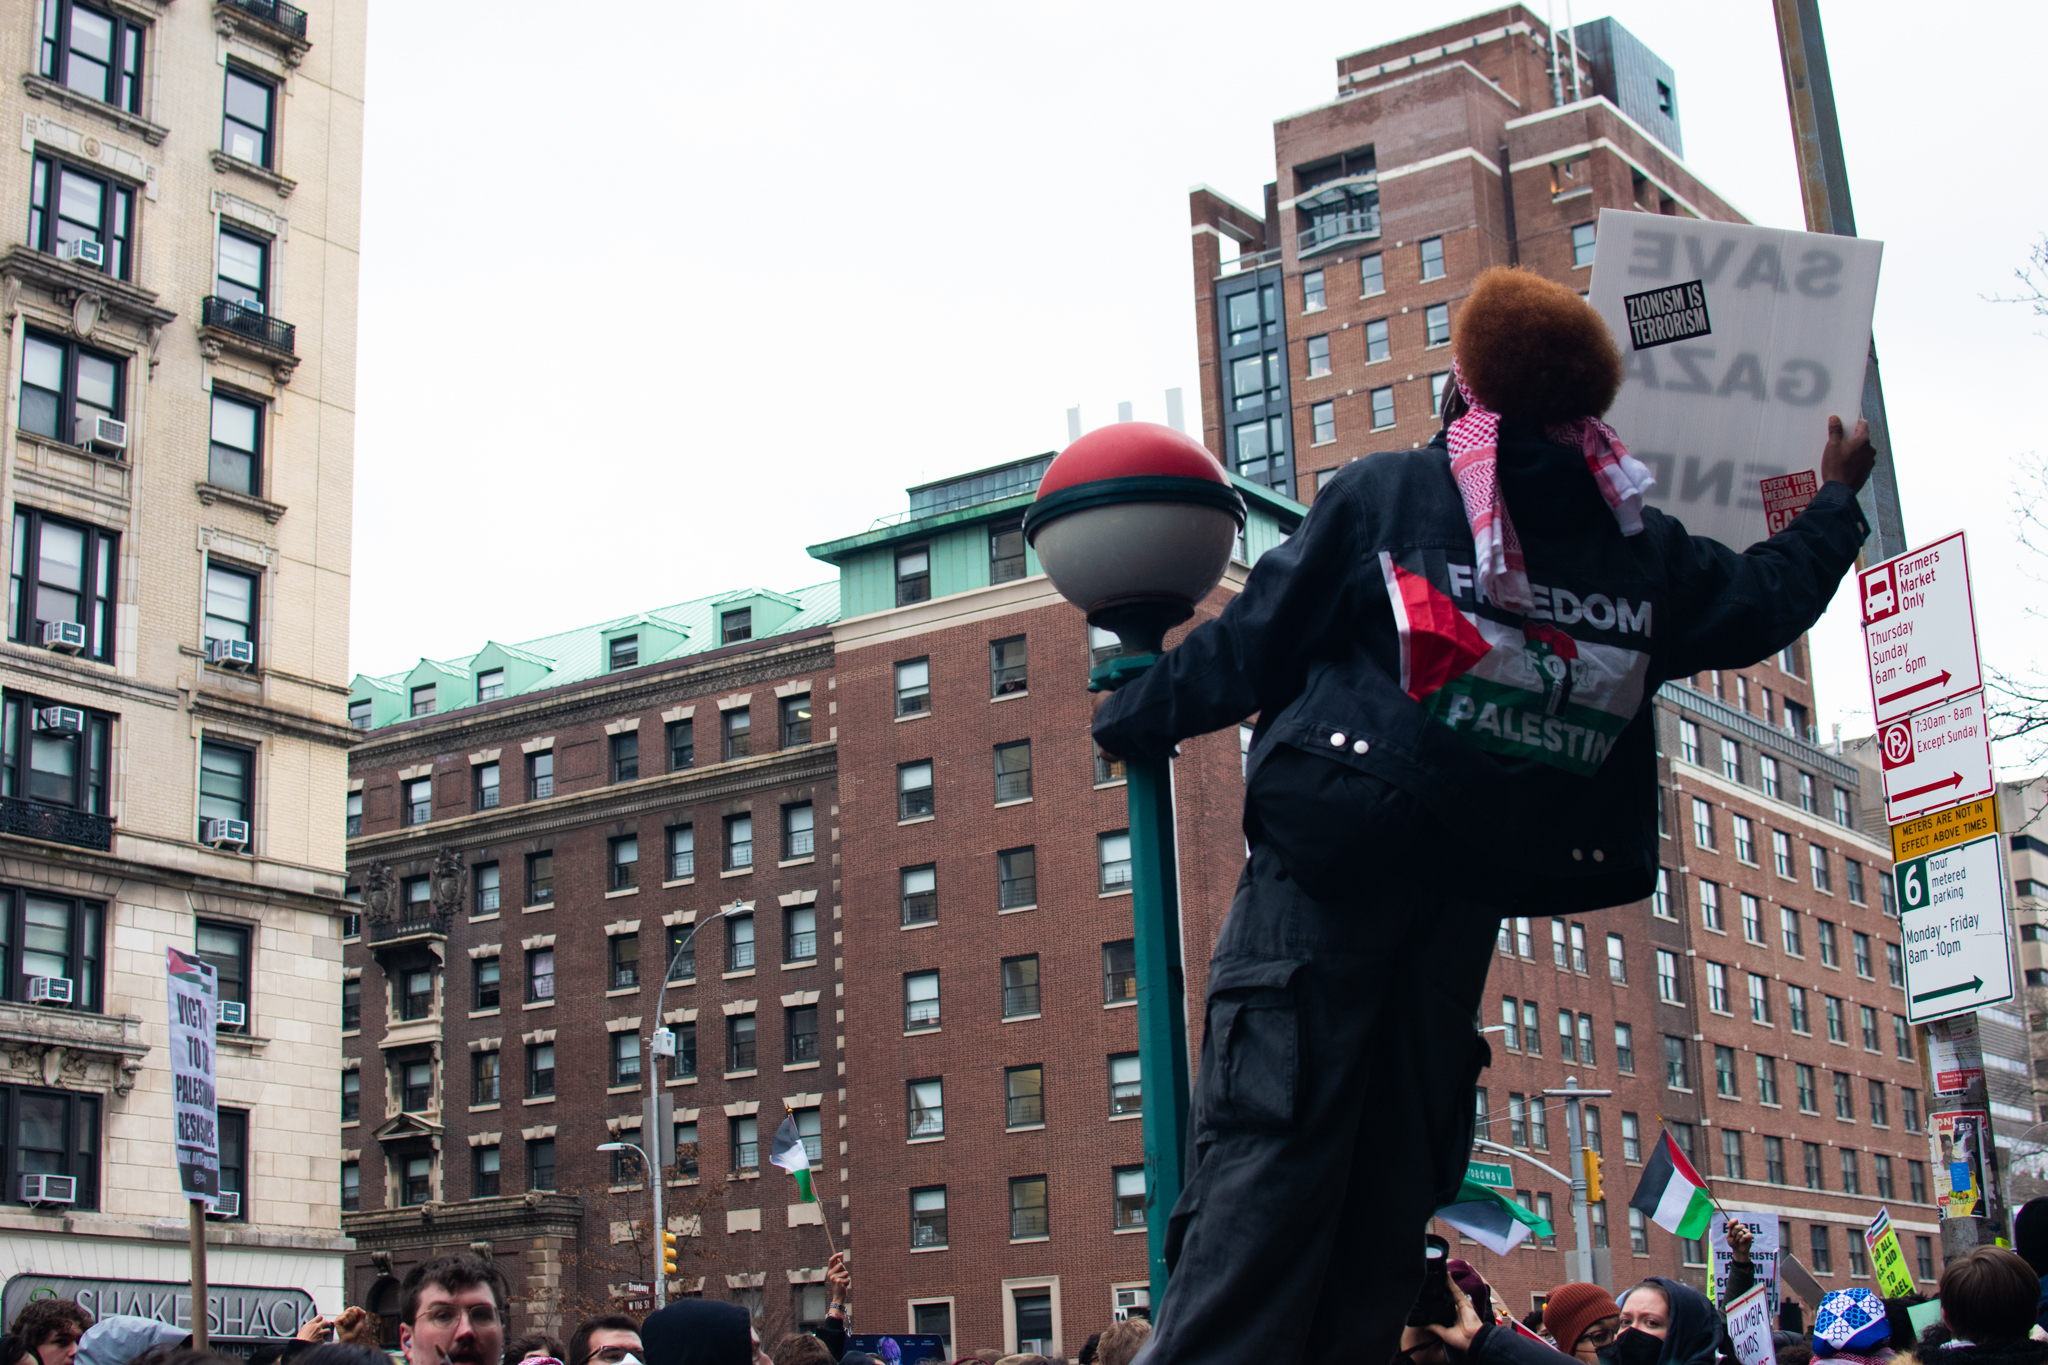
[1912,977,1984,1005]
[1466,1161,1513,1190]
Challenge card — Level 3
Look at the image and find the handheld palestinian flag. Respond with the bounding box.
[1630,1130,1714,1238]
[1435,1178,1553,1255]
[770,1114,815,1202]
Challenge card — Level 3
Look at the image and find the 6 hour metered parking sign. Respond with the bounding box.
[1586,209,1883,552]
[1898,831,2014,1024]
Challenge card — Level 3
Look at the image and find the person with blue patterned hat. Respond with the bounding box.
[1814,1289,1895,1365]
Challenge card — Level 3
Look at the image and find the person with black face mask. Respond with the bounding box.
[1603,1280,1725,1365]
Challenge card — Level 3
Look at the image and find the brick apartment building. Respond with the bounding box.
[1182,7,1934,1317]
[340,589,845,1336]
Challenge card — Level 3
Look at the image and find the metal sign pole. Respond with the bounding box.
[189,1200,208,1349]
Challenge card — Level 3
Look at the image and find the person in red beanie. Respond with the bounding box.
[1543,1285,1623,1365]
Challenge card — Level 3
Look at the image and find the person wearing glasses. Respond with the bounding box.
[397,1255,506,1365]
[569,1320,642,1365]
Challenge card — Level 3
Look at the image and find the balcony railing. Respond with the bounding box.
[1,798,113,851]
[220,0,308,39]
[367,903,453,943]
[1216,246,1282,279]
[1298,207,1382,257]
[202,296,297,353]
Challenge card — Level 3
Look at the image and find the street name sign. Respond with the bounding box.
[1879,689,1994,823]
[1466,1161,1513,1190]
[1861,532,1983,725]
[1898,831,2014,1023]
[1892,796,1997,864]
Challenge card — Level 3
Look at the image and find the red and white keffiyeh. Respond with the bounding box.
[1446,361,1656,614]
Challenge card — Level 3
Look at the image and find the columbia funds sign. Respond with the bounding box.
[1586,208,1884,552]
[1,1276,314,1339]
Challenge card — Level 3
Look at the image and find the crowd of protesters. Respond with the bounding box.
[33,1197,2048,1365]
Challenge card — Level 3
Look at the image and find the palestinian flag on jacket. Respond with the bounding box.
[1629,1130,1714,1238]
[770,1114,815,1202]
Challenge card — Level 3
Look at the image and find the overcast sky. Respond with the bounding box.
[353,1,2048,767]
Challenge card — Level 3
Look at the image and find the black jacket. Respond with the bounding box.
[1093,430,1869,912]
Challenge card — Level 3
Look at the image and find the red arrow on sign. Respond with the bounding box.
[1893,772,1965,802]
[1879,669,1953,707]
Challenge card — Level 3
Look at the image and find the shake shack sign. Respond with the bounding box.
[3,1276,314,1340]
[1622,280,1711,349]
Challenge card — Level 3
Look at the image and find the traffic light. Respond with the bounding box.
[661,1230,679,1276]
[1582,1147,1603,1205]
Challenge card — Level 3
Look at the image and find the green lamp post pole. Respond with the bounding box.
[1023,422,1245,1311]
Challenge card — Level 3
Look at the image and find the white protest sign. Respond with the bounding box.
[1861,532,1983,725]
[166,946,220,1204]
[1879,689,1994,823]
[1586,208,1883,551]
[1725,1283,1777,1365]
[1899,834,2015,1022]
[1710,1210,1782,1317]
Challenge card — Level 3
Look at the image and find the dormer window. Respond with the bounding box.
[609,635,638,671]
[896,549,931,606]
[409,685,434,718]
[476,669,504,702]
[348,699,371,729]
[721,609,752,645]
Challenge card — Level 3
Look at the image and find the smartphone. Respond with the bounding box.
[1407,1233,1458,1327]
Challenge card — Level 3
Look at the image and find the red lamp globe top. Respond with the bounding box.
[1035,422,1230,499]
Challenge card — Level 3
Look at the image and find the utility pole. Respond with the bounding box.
[1544,1079,1613,1285]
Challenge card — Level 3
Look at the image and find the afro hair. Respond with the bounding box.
[1451,266,1624,425]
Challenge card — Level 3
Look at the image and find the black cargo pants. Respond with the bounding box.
[1136,844,1502,1365]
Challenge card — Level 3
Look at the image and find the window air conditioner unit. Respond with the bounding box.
[58,239,104,269]
[38,620,87,653]
[20,1174,77,1205]
[206,638,256,670]
[1114,1289,1150,1322]
[26,976,74,1006]
[218,1000,247,1028]
[32,706,85,735]
[74,414,127,453]
[233,297,265,315]
[202,818,251,851]
[207,1191,241,1219]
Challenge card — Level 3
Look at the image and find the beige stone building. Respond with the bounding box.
[0,0,360,1334]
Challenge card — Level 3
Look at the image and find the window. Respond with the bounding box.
[474,763,500,812]
[1735,816,1756,866]
[1721,1128,1744,1179]
[787,1004,818,1063]
[721,608,752,644]
[1606,933,1626,982]
[27,159,134,281]
[1553,921,1569,968]
[724,813,753,870]
[472,1050,500,1105]
[202,393,272,505]
[1009,1174,1050,1240]
[348,700,371,730]
[1800,771,1817,812]
[525,947,554,1004]
[518,1038,554,1099]
[607,634,638,671]
[984,515,1029,584]
[476,669,504,702]
[898,761,935,820]
[1833,1071,1854,1120]
[664,719,695,773]
[726,912,755,971]
[527,751,554,800]
[1516,918,1534,955]
[904,971,939,1030]
[1429,370,1452,416]
[1365,318,1391,362]
[1099,830,1132,891]
[400,776,431,827]
[1419,235,1445,280]
[1895,1015,1913,1060]
[1615,1023,1634,1074]
[397,966,431,1022]
[1839,1148,1861,1195]
[1622,1112,1642,1162]
[1651,869,1674,919]
[911,1186,948,1246]
[1522,1000,1541,1056]
[1818,919,1839,967]
[473,1144,500,1198]
[1707,963,1729,1014]
[1111,1053,1142,1115]
[1572,222,1597,267]
[1368,387,1394,430]
[1006,1064,1044,1128]
[781,802,815,861]
[1788,985,1810,1033]
[726,1013,757,1072]
[1306,334,1331,377]
[1917,1236,1935,1281]
[609,931,639,989]
[895,659,931,716]
[906,1078,944,1138]
[526,851,554,904]
[1114,1166,1147,1228]
[1714,1045,1738,1098]
[1656,950,1681,1003]
[1630,1206,1649,1254]
[1869,1079,1889,1127]
[1812,846,1832,894]
[610,732,639,783]
[1664,1035,1689,1090]
[38,1,146,111]
[1742,893,1763,942]
[1691,798,1715,849]
[1303,270,1325,311]
[1774,831,1795,879]
[722,707,751,760]
[669,1022,697,1079]
[398,1058,432,1112]
[528,1137,556,1191]
[1796,1062,1818,1113]
[1680,720,1701,764]
[222,67,274,167]
[900,865,936,925]
[340,1070,359,1121]
[0,697,112,823]
[341,1160,359,1211]
[1825,995,1845,1043]
[665,825,694,881]
[1860,1004,1880,1052]
[1720,736,1741,781]
[1910,1159,1928,1203]
[605,834,637,891]
[1761,755,1781,799]
[342,976,360,1031]
[1760,1135,1785,1185]
[784,904,816,962]
[1003,954,1041,1017]
[1782,907,1804,956]
[896,547,931,605]
[1848,862,1868,907]
[999,847,1037,910]
[1424,303,1450,346]
[392,1152,433,1207]
[1700,880,1722,932]
[1578,1013,1595,1065]
[1882,875,1898,918]
[473,955,499,1010]
[1312,401,1336,443]
[1499,997,1521,1049]
[1756,1054,1780,1105]
[9,506,118,661]
[993,741,1033,803]
[196,737,255,844]
[1559,1008,1578,1061]
[1360,253,1384,295]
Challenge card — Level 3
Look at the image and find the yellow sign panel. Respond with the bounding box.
[1892,796,1998,863]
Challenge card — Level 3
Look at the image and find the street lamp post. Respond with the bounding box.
[596,1140,657,1308]
[1024,422,1246,1309]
